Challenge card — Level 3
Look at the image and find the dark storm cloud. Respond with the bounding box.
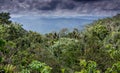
[73,0,100,2]
[0,0,4,3]
[0,0,120,16]
[35,0,59,10]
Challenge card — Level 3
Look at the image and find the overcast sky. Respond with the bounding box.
[0,0,120,16]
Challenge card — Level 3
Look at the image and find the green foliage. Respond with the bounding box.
[61,68,65,73]
[29,60,52,73]
[0,64,16,73]
[75,59,100,73]
[21,69,30,73]
[49,38,82,70]
[105,62,120,73]
[0,39,5,47]
[0,39,5,62]
[20,60,52,73]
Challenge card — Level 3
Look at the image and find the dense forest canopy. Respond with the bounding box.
[0,12,120,73]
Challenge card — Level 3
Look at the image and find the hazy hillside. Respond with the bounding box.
[11,15,105,33]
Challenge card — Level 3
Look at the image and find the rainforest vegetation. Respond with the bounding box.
[0,12,120,73]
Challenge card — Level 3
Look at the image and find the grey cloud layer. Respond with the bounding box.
[0,0,120,15]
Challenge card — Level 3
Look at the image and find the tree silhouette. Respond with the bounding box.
[0,12,11,24]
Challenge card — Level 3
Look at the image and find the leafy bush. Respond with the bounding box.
[29,60,52,73]
[105,62,120,73]
[75,59,100,73]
